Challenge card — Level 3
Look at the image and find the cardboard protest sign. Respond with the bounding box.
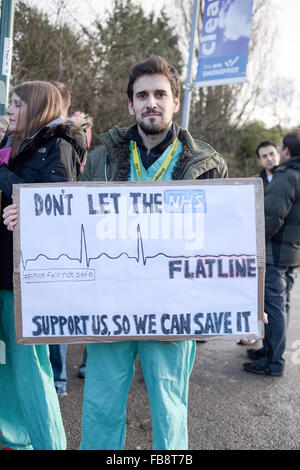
[13,179,265,344]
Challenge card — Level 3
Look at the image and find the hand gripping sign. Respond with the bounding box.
[13,179,265,344]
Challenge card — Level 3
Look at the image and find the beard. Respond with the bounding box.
[136,110,171,135]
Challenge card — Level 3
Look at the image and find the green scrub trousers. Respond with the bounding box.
[80,339,196,450]
[0,290,66,450]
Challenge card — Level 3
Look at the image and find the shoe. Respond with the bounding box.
[243,362,283,376]
[77,365,86,379]
[236,338,256,345]
[247,348,265,360]
[57,391,68,399]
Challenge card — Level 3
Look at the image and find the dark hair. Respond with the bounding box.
[255,140,278,158]
[282,130,300,157]
[50,81,71,114]
[13,81,63,138]
[127,55,180,103]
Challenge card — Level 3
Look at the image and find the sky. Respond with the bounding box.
[267,0,300,127]
[23,0,300,127]
[274,0,300,80]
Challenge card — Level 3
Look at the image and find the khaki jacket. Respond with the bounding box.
[80,125,228,182]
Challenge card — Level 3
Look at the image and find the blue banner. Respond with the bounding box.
[195,0,254,87]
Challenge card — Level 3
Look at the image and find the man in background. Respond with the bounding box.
[237,140,280,347]
[256,140,280,189]
[49,82,92,395]
[244,130,300,376]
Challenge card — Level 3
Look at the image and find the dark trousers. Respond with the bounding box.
[259,264,297,373]
[49,344,68,394]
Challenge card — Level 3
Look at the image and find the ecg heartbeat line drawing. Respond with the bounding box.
[20,224,255,270]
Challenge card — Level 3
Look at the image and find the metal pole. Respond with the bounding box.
[181,0,200,130]
[0,0,15,115]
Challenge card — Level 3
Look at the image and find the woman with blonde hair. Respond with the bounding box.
[0,81,86,450]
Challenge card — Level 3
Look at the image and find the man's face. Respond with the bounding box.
[128,74,180,135]
[257,145,280,170]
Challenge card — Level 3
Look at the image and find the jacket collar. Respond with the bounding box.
[99,124,223,181]
[125,123,180,155]
[10,121,87,166]
[275,156,300,172]
[259,168,268,180]
[284,156,300,167]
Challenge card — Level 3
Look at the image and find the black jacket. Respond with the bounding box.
[264,156,300,266]
[0,121,85,290]
[259,168,271,191]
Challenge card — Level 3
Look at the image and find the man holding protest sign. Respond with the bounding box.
[77,55,227,450]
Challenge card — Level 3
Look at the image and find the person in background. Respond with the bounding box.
[67,111,93,380]
[77,345,87,379]
[244,130,300,376]
[0,115,9,143]
[68,110,93,173]
[48,82,93,395]
[0,80,84,450]
[237,140,280,347]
